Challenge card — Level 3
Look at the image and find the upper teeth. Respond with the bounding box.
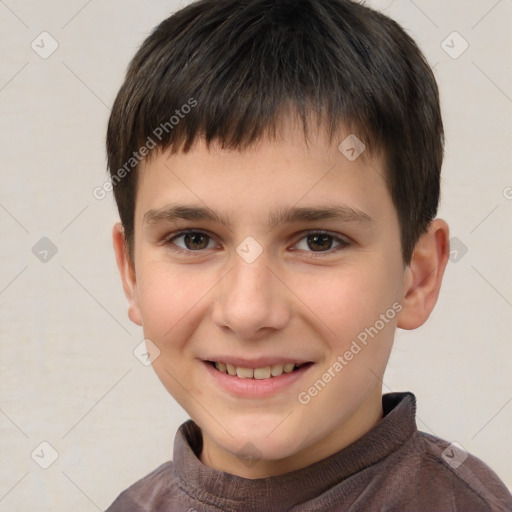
[214,362,298,379]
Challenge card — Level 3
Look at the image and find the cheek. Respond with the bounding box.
[135,262,215,404]
[294,263,399,340]
[136,262,213,345]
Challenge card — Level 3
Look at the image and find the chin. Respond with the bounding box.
[219,418,309,459]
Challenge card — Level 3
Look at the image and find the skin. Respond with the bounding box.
[113,117,450,478]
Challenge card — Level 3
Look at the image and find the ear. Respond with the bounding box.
[112,223,143,326]
[397,219,450,330]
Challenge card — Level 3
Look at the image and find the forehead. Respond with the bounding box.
[135,120,393,229]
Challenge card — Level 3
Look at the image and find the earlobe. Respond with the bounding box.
[112,223,143,326]
[397,219,450,330]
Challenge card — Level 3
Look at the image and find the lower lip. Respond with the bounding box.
[203,361,314,398]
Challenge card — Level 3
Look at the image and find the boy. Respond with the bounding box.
[105,0,512,510]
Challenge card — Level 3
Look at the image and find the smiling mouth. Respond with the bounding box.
[207,361,313,380]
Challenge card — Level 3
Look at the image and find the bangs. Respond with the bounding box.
[109,0,408,160]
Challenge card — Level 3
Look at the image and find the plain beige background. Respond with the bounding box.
[1,0,511,510]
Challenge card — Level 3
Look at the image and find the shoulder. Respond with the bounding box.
[410,431,512,511]
[104,461,178,512]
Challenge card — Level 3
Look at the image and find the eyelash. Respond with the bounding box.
[163,229,350,257]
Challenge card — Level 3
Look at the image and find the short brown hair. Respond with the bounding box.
[106,0,443,262]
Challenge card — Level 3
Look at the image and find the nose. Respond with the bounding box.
[212,254,291,341]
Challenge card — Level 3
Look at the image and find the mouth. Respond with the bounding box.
[206,360,313,380]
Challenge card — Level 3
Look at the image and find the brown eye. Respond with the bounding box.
[168,231,216,252]
[306,233,335,252]
[183,232,211,250]
[293,231,349,254]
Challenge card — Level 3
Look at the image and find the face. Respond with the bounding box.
[115,119,427,478]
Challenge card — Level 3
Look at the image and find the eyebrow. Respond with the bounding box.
[143,204,373,230]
